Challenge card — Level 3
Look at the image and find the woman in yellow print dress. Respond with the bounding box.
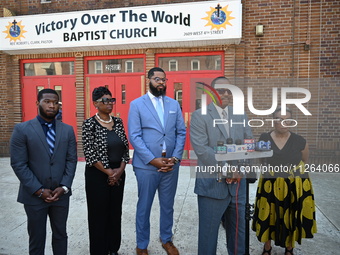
[252,107,317,255]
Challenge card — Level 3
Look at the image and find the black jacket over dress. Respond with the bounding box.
[82,116,130,255]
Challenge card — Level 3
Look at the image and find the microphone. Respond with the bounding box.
[225,138,234,179]
[255,140,271,151]
[216,141,227,154]
[216,141,226,182]
[244,134,255,152]
[243,134,256,182]
[235,139,247,153]
[226,138,236,153]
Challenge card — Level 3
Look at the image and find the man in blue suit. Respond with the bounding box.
[128,67,186,255]
[190,77,252,255]
[10,89,77,255]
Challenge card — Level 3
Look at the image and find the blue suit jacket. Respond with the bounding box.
[10,117,77,205]
[128,94,186,170]
[190,103,252,199]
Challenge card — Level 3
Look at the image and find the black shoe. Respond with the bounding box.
[285,248,294,255]
[109,252,118,255]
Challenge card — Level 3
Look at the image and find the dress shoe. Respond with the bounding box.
[161,241,179,255]
[136,247,148,255]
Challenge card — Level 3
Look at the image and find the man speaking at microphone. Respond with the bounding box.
[190,76,252,255]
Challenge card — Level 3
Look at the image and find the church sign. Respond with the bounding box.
[0,0,242,54]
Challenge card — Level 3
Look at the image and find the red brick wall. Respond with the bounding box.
[232,0,339,163]
[316,0,340,163]
[0,53,9,155]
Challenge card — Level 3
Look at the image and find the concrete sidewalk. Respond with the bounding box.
[0,157,339,255]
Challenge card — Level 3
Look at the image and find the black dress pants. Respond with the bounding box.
[85,164,125,255]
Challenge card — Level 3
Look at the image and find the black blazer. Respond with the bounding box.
[82,116,130,168]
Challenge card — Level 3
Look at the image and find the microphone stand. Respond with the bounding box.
[215,150,272,255]
[245,158,255,255]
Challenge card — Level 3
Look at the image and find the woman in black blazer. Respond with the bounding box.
[82,86,129,255]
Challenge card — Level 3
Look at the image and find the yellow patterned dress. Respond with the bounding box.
[251,132,317,248]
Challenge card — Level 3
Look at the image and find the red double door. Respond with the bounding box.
[22,76,77,134]
[86,74,144,135]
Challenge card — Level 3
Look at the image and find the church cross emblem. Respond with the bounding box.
[215,4,222,17]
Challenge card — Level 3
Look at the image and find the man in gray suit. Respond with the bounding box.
[190,77,252,255]
[10,88,77,255]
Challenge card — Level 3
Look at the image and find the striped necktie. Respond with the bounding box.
[45,123,56,154]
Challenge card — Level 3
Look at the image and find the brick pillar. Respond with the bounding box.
[74,52,85,158]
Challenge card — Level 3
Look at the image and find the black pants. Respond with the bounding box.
[85,164,125,255]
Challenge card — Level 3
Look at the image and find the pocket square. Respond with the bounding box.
[169,110,176,114]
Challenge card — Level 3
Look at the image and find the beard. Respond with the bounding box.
[39,105,58,120]
[149,82,166,97]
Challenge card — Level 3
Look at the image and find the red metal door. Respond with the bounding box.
[86,74,144,147]
[85,76,114,119]
[22,77,77,134]
[114,75,144,128]
[166,73,223,159]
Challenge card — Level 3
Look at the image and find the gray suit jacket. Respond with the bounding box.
[190,103,252,199]
[10,117,77,205]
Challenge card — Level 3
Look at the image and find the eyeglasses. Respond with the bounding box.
[151,77,168,83]
[215,88,230,95]
[96,98,116,104]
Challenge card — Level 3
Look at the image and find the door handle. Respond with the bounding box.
[184,112,188,128]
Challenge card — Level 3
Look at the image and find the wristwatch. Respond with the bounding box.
[172,157,180,164]
[61,186,69,194]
